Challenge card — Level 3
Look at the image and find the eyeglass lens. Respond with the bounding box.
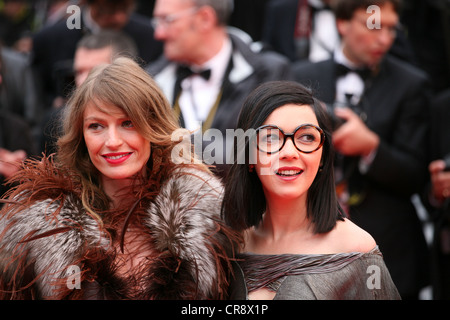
[151,7,198,28]
[257,125,323,153]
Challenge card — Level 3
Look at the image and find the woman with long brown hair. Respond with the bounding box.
[0,57,237,300]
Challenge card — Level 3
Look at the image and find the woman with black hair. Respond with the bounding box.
[222,81,400,300]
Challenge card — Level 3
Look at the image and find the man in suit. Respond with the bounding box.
[31,0,163,110]
[1,46,41,142]
[293,0,431,299]
[262,0,338,62]
[146,0,292,178]
[0,45,37,202]
[424,88,450,299]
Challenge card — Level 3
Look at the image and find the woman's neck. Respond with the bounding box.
[252,193,313,245]
[245,196,315,255]
[101,177,136,208]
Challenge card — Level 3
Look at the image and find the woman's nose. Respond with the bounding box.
[279,137,299,159]
[105,127,123,148]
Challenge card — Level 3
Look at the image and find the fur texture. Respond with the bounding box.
[0,163,236,299]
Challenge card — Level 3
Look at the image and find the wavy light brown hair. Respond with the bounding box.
[57,57,201,216]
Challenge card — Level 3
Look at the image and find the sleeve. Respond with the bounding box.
[364,66,432,196]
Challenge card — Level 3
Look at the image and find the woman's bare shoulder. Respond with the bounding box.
[331,218,377,253]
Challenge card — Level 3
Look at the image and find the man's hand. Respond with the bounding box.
[429,159,450,201]
[332,107,380,157]
[0,148,26,178]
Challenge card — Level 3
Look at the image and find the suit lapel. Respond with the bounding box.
[319,59,337,103]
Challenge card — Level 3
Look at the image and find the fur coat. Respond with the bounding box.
[0,158,237,300]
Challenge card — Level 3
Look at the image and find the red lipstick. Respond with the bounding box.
[102,152,132,164]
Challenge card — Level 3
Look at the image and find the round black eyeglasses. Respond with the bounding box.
[256,124,325,154]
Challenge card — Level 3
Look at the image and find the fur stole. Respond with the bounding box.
[0,157,239,299]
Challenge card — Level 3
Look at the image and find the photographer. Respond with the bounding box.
[293,0,432,299]
[426,89,450,299]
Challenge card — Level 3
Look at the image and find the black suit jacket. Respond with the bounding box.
[262,0,300,61]
[430,90,450,162]
[294,55,431,297]
[32,12,163,106]
[0,111,37,199]
[427,89,450,299]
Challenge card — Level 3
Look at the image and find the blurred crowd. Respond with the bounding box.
[0,0,449,300]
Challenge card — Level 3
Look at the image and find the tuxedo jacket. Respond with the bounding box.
[31,12,163,106]
[146,33,293,177]
[293,55,431,297]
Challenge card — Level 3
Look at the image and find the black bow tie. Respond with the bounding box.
[176,65,211,82]
[335,63,372,81]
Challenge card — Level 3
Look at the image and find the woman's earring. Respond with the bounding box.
[249,165,254,172]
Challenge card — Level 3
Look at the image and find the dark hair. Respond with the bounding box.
[221,81,345,234]
[87,0,135,5]
[331,0,402,20]
[77,30,138,59]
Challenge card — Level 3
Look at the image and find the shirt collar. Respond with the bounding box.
[309,0,329,10]
[334,45,360,70]
[192,37,232,85]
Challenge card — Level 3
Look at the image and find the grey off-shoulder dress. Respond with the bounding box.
[230,246,401,300]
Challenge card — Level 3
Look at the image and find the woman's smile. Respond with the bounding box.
[275,166,304,180]
[102,152,133,164]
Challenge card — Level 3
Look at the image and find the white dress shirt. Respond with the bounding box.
[334,46,365,106]
[309,0,340,62]
[334,46,377,173]
[178,38,232,131]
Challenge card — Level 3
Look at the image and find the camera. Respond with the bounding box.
[443,153,450,171]
[325,102,347,131]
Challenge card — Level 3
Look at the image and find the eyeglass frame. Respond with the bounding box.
[255,124,325,154]
[151,7,199,29]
